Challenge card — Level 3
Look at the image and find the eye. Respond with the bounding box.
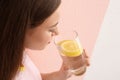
[49,29,54,32]
[48,27,57,32]
[48,22,59,32]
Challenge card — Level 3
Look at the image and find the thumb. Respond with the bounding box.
[60,62,69,71]
[60,62,72,78]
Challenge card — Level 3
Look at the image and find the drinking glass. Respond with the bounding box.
[54,30,87,76]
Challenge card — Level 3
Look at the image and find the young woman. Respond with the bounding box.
[0,0,90,80]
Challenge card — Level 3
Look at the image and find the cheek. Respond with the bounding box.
[41,31,52,43]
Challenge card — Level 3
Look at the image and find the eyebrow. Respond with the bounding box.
[49,22,59,28]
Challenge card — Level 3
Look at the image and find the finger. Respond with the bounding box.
[60,62,69,71]
[85,58,90,66]
[83,49,90,66]
[83,49,89,58]
[66,70,72,78]
[60,62,72,78]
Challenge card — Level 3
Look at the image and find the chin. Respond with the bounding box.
[38,44,48,50]
[28,43,49,50]
[28,46,46,50]
[37,46,46,50]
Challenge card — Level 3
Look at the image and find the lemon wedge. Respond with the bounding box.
[58,40,82,57]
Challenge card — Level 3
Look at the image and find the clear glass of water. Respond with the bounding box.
[54,30,87,76]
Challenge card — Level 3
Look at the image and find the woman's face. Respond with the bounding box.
[24,10,60,50]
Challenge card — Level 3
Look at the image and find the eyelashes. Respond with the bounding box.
[49,29,56,32]
[49,29,54,32]
[49,27,57,32]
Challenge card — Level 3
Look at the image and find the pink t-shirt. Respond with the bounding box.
[14,52,42,80]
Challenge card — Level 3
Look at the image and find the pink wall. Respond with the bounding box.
[28,0,109,79]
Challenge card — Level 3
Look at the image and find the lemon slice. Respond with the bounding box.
[58,40,82,57]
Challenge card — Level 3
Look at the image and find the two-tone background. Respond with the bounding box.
[27,0,120,80]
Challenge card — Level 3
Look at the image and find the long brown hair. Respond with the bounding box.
[0,0,61,80]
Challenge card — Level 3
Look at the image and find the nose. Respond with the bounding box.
[55,29,59,35]
[52,29,59,36]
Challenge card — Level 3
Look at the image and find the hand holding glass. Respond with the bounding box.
[54,31,87,76]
